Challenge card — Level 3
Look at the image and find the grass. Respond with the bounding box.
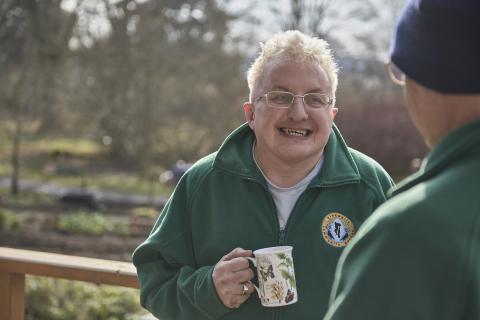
[0,161,10,177]
[25,137,101,155]
[16,168,173,197]
[0,131,174,197]
[0,188,56,207]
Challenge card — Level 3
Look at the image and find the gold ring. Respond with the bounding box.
[241,284,249,296]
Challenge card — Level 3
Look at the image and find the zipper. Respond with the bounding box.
[278,228,286,245]
[251,179,281,320]
[273,186,318,320]
[249,178,317,320]
[276,186,315,245]
[247,177,281,241]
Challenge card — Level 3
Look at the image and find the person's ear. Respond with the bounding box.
[243,102,255,129]
[331,107,339,120]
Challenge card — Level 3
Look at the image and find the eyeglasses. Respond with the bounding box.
[385,61,405,86]
[254,91,334,109]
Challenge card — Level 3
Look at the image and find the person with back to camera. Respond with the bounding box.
[132,30,394,320]
[324,0,480,319]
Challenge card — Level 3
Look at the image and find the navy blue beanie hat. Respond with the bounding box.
[390,0,480,94]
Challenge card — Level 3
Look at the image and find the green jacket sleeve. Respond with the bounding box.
[132,177,232,320]
[324,197,468,320]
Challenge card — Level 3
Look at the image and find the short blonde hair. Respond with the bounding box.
[247,30,338,101]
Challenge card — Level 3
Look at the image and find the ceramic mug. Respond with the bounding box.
[247,246,298,307]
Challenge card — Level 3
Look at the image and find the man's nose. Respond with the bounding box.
[287,96,308,121]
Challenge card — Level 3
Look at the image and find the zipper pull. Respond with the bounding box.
[278,228,286,245]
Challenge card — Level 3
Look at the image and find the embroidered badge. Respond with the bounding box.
[321,212,355,247]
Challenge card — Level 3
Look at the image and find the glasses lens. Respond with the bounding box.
[266,91,293,107]
[304,93,330,108]
[387,62,405,85]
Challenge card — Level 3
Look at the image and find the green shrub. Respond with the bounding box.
[132,207,158,219]
[26,276,147,320]
[56,211,134,237]
[56,211,112,236]
[111,223,131,237]
[0,208,20,230]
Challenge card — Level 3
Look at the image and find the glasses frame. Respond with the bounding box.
[254,91,334,109]
[385,61,405,86]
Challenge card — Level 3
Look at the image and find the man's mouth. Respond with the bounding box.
[279,128,311,137]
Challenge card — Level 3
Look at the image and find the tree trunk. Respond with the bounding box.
[10,112,22,196]
[7,70,27,196]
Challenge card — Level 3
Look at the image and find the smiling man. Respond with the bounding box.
[132,30,394,320]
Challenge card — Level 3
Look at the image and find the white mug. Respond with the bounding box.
[247,246,298,307]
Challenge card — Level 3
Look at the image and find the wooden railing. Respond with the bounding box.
[0,247,139,320]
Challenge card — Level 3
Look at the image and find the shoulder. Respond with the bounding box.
[343,185,443,277]
[360,178,479,248]
[184,152,216,178]
[329,183,473,319]
[176,152,217,193]
[348,147,394,198]
[349,148,392,181]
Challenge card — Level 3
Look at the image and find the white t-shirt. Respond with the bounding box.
[253,148,324,230]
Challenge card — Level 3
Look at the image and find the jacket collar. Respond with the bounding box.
[213,123,360,187]
[392,119,480,196]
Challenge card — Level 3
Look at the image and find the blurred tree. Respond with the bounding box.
[1,0,422,184]
[280,0,331,39]
[0,0,78,194]
[277,0,404,56]
[65,0,246,170]
[1,0,247,180]
[225,0,405,58]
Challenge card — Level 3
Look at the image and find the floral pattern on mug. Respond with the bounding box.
[252,246,298,307]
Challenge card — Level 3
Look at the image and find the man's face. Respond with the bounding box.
[244,58,338,167]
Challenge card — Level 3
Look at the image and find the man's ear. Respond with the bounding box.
[332,107,339,120]
[243,102,255,129]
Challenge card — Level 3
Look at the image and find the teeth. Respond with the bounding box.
[281,128,308,136]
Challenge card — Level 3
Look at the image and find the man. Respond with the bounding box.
[325,1,480,319]
[133,30,393,320]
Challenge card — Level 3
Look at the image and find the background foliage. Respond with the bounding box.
[26,277,146,320]
[0,0,426,188]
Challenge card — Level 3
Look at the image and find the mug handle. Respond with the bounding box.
[246,257,260,294]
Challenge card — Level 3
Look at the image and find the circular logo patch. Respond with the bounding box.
[321,212,355,247]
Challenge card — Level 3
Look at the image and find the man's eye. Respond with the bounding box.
[271,94,292,104]
[307,94,328,106]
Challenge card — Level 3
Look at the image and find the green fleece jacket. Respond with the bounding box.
[325,119,480,320]
[132,123,393,320]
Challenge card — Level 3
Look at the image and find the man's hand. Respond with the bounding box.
[212,247,255,308]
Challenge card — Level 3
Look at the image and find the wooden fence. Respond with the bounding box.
[0,247,139,320]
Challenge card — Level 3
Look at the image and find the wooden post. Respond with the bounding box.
[0,271,25,320]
